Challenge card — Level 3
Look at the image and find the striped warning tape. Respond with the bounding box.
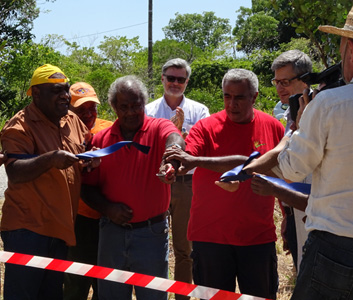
[0,251,269,300]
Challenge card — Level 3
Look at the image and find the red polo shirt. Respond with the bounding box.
[82,116,180,222]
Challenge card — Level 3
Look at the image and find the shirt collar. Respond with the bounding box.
[161,95,186,111]
[27,102,73,128]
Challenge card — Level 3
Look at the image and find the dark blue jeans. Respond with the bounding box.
[192,241,278,300]
[97,217,169,300]
[292,230,353,300]
[1,229,68,300]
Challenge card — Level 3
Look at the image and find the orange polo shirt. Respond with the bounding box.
[78,118,113,219]
[0,102,88,246]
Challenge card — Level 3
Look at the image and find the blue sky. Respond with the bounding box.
[33,0,252,52]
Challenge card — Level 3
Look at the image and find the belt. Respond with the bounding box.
[120,212,168,229]
[284,206,294,216]
[175,174,193,183]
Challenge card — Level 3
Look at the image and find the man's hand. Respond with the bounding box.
[51,150,79,169]
[170,107,184,131]
[251,176,277,196]
[0,152,7,166]
[157,162,176,184]
[164,147,197,175]
[106,202,133,225]
[81,146,101,172]
[214,180,240,192]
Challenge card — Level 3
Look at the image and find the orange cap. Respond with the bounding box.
[70,82,100,107]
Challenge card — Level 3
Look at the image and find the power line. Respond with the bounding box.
[66,22,148,41]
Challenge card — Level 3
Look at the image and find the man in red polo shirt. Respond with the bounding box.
[81,75,184,300]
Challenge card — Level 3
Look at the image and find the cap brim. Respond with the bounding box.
[319,25,353,39]
[71,97,100,107]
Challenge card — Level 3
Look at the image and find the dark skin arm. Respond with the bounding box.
[6,150,100,184]
[6,150,79,184]
[158,132,185,184]
[164,148,248,175]
[81,184,133,225]
[250,176,308,211]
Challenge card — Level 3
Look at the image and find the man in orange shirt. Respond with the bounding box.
[0,65,98,300]
[64,82,113,300]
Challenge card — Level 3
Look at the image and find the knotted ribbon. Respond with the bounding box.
[219,151,311,194]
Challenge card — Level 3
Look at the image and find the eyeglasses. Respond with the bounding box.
[163,74,187,84]
[271,75,301,87]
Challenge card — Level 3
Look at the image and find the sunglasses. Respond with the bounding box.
[163,74,187,84]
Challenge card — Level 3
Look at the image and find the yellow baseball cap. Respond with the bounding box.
[27,64,69,96]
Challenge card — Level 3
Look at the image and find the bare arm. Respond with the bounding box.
[251,176,308,211]
[6,150,79,184]
[81,184,133,225]
[164,148,248,174]
[158,132,186,184]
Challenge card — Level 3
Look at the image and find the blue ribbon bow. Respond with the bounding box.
[219,151,311,194]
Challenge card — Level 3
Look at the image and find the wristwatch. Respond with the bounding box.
[166,143,182,149]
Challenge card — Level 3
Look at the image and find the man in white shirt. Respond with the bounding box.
[145,58,209,300]
[278,7,353,300]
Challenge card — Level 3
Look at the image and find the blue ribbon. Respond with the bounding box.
[7,141,151,160]
[219,151,260,182]
[219,151,311,195]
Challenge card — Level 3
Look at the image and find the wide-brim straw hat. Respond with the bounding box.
[319,6,353,38]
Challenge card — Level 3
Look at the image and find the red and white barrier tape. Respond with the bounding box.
[0,251,269,300]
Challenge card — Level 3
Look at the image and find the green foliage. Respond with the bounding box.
[233,9,279,54]
[0,41,62,116]
[163,12,231,58]
[256,85,278,114]
[186,89,224,114]
[288,0,352,65]
[98,36,142,73]
[233,0,301,54]
[187,59,253,95]
[0,0,39,49]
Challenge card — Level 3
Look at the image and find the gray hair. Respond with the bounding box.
[162,58,192,78]
[222,69,259,96]
[271,50,312,75]
[108,75,148,111]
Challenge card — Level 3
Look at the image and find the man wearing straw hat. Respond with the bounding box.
[277,7,353,299]
[0,64,98,299]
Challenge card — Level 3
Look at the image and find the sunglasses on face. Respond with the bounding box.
[163,74,187,84]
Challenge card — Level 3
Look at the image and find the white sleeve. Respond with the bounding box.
[278,96,327,182]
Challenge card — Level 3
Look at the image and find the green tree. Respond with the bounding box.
[233,0,300,54]
[0,0,41,49]
[163,12,231,58]
[0,40,62,117]
[233,9,279,54]
[287,0,352,66]
[98,36,142,74]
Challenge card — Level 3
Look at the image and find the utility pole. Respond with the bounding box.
[148,0,154,99]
